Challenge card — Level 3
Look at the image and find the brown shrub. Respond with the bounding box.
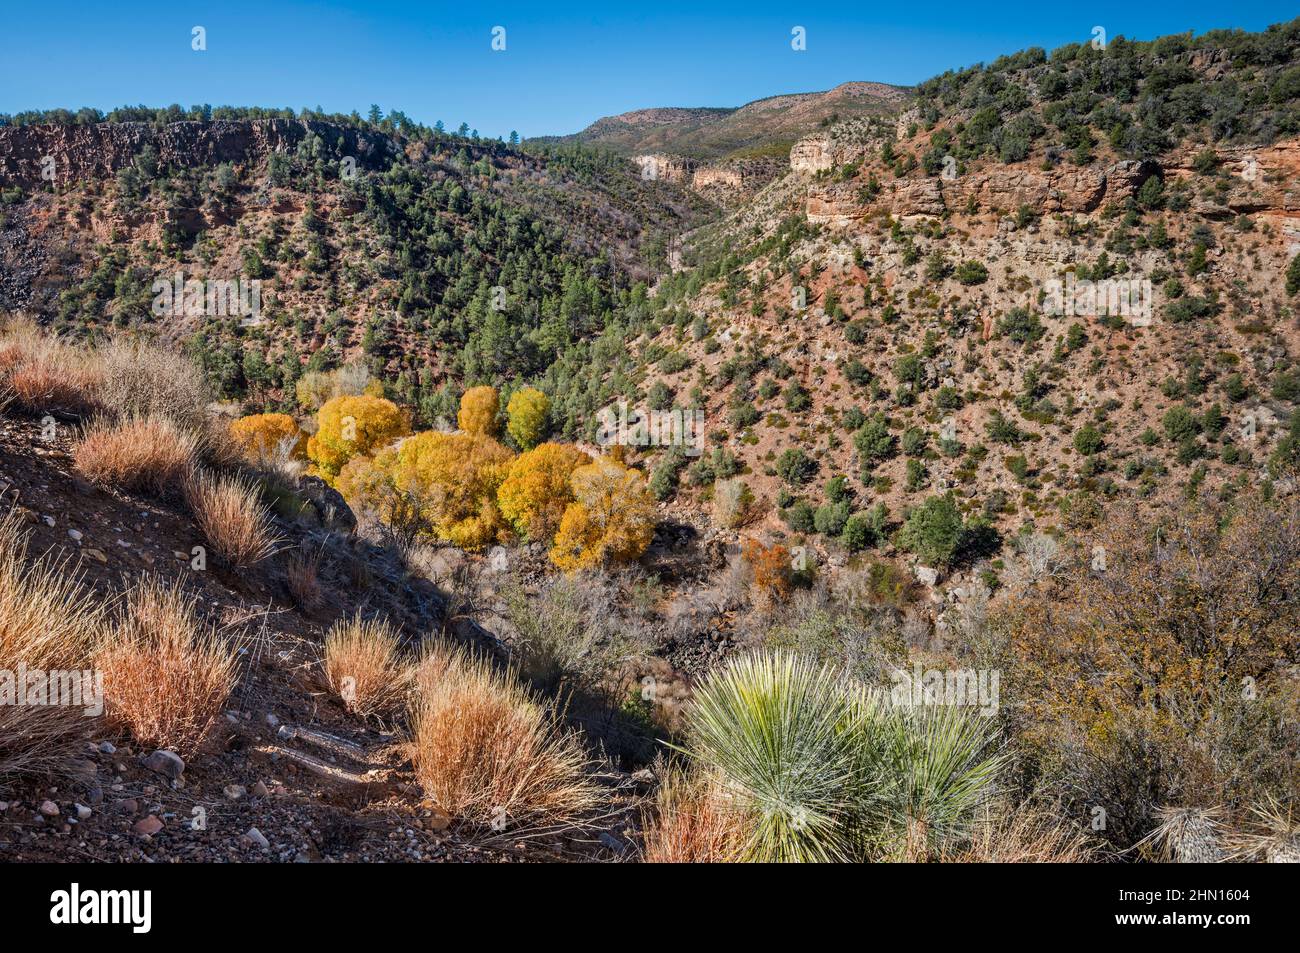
[408,644,599,829]
[940,800,1096,863]
[93,339,210,433]
[96,576,238,757]
[742,539,793,602]
[322,614,408,717]
[184,470,280,568]
[0,508,105,778]
[73,415,197,496]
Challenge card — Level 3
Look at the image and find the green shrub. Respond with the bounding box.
[814,500,851,537]
[776,447,819,485]
[899,494,964,567]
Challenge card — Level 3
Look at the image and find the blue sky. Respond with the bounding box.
[1,2,1295,138]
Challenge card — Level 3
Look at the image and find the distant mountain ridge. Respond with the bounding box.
[539,81,909,160]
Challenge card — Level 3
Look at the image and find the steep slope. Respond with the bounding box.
[0,115,716,428]
[625,21,1300,576]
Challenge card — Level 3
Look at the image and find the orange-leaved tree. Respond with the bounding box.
[497,442,591,543]
[458,385,500,437]
[742,539,793,601]
[550,456,656,572]
[506,387,550,450]
[387,430,514,550]
[307,394,408,481]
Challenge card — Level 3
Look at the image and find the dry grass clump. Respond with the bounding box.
[93,339,210,433]
[0,318,102,416]
[0,508,106,778]
[1225,796,1300,863]
[940,800,1096,863]
[96,576,238,757]
[322,613,408,717]
[408,644,600,829]
[73,414,197,496]
[185,470,281,568]
[641,761,747,863]
[287,548,322,609]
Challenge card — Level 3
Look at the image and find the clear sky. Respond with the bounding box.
[1,1,1295,139]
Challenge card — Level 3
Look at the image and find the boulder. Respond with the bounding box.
[296,476,356,533]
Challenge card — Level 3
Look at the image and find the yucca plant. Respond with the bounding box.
[1138,806,1225,863]
[863,702,1007,860]
[680,651,1007,862]
[682,651,871,863]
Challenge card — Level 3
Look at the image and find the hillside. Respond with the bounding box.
[1,18,1299,869]
[550,82,910,160]
[0,113,715,430]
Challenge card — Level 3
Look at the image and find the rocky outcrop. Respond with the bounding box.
[0,119,398,189]
[633,153,696,185]
[790,135,834,173]
[806,158,1160,226]
[790,118,889,175]
[691,157,784,204]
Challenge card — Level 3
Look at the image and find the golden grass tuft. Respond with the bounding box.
[640,762,747,863]
[96,576,238,757]
[0,508,106,778]
[184,470,281,568]
[73,414,197,496]
[322,613,408,717]
[408,644,600,829]
[0,319,102,417]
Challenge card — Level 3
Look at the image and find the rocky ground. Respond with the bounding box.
[0,415,647,862]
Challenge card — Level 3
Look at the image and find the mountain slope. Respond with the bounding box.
[545,82,909,160]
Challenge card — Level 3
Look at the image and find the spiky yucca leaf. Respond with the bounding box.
[865,702,1006,859]
[1138,806,1225,863]
[683,651,870,863]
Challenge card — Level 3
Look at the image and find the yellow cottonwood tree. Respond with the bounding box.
[497,442,591,542]
[506,387,550,450]
[229,413,306,462]
[550,456,656,572]
[307,394,408,481]
[387,430,514,550]
[458,385,500,437]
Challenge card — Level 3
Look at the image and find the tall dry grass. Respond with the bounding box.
[185,470,281,568]
[94,339,211,434]
[73,414,198,496]
[940,800,1096,863]
[96,576,238,757]
[0,508,106,778]
[0,317,102,416]
[640,761,747,863]
[322,613,408,717]
[408,644,600,830]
